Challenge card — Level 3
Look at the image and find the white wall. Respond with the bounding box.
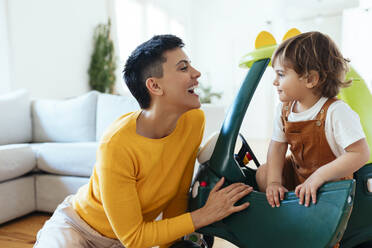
[6,0,108,99]
[0,0,11,94]
[110,0,193,95]
[342,7,372,91]
[189,0,282,140]
[2,0,362,108]
[284,14,343,48]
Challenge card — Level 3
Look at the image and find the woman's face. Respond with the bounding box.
[156,48,201,111]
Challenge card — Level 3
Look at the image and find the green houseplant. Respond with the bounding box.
[88,19,116,94]
[199,83,222,104]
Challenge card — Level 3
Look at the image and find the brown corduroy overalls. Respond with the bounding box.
[281,98,353,191]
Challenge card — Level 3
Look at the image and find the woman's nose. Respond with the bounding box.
[192,66,201,79]
[273,80,279,86]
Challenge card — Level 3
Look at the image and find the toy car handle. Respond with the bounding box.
[208,58,270,183]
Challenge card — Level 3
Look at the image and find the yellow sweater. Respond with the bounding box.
[73,109,205,248]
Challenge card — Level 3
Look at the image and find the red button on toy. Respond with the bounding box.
[246,152,253,161]
[200,181,207,187]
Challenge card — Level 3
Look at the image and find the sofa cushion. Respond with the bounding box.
[0,144,36,182]
[35,142,98,177]
[0,176,35,224]
[0,89,32,145]
[96,93,139,141]
[36,175,88,212]
[32,91,98,142]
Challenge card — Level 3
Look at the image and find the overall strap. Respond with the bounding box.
[315,98,338,121]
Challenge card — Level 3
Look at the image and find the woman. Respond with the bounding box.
[34,34,253,248]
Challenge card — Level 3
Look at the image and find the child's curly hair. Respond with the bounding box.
[272,31,351,98]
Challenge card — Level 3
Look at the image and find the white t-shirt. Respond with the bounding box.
[272,97,366,157]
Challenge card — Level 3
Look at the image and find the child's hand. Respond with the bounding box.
[295,174,326,207]
[266,182,288,207]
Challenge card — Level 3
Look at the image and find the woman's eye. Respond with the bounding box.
[181,66,188,71]
[278,73,284,77]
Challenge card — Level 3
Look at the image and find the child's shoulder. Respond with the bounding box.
[328,99,360,120]
[329,99,354,112]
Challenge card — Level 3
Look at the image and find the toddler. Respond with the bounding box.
[256,31,370,209]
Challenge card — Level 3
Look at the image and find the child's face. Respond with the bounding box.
[156,48,201,111]
[272,61,311,103]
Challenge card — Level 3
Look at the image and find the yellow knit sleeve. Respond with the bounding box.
[98,142,195,248]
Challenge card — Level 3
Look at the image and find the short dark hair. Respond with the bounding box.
[123,34,184,109]
[272,31,351,98]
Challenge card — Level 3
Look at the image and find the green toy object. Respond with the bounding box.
[189,29,372,248]
[339,68,372,163]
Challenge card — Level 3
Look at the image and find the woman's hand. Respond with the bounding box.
[295,173,326,207]
[266,182,288,207]
[191,177,253,229]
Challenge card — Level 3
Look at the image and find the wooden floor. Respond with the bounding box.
[0,213,236,247]
[0,212,51,248]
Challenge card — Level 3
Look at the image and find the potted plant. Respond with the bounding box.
[198,83,225,140]
[198,83,222,104]
[88,19,116,94]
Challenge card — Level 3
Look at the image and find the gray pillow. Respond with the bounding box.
[32,91,98,142]
[0,89,32,145]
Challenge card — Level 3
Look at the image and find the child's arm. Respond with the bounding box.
[295,138,370,207]
[266,140,288,207]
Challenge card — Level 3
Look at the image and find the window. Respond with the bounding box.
[114,0,186,66]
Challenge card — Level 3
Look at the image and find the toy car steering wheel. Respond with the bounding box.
[235,133,260,168]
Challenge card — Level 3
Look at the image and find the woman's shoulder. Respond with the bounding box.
[183,108,205,124]
[100,111,140,144]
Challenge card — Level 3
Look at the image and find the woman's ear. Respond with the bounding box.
[305,70,320,89]
[145,78,163,96]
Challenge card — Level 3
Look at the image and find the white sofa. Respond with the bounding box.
[0,89,225,224]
